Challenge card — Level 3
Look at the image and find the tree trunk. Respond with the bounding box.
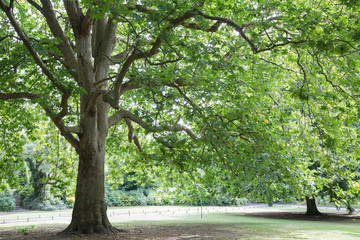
[60,15,118,234]
[61,98,118,234]
[305,196,322,216]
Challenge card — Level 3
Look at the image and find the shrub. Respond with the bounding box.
[118,194,135,206]
[0,190,16,212]
[18,225,35,235]
[24,195,67,211]
[235,198,247,206]
[127,190,147,206]
[105,184,122,206]
[154,192,173,205]
[145,192,157,205]
[66,197,75,208]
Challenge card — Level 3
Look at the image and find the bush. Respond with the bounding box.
[127,189,147,205]
[118,194,135,206]
[0,190,16,212]
[235,198,247,206]
[105,186,121,207]
[145,192,158,205]
[24,195,67,211]
[154,192,173,205]
[65,197,75,208]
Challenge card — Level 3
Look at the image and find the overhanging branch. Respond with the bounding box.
[108,109,198,139]
[0,0,71,95]
[111,9,198,109]
[0,92,80,149]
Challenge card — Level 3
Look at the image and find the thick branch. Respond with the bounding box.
[64,0,92,37]
[93,17,118,67]
[108,109,198,139]
[132,135,143,152]
[124,118,134,143]
[94,18,118,78]
[123,118,143,152]
[198,12,258,53]
[111,54,142,108]
[0,92,38,100]
[92,17,107,59]
[0,92,80,149]
[32,0,78,73]
[181,20,222,32]
[118,78,187,97]
[85,86,109,116]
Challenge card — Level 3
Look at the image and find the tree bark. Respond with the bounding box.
[305,196,322,216]
[61,99,119,234]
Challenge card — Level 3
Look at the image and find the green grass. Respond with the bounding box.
[1,207,359,239]
[114,207,360,240]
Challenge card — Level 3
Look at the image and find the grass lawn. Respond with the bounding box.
[0,206,359,239]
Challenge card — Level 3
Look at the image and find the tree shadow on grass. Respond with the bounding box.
[0,224,239,239]
[237,211,360,222]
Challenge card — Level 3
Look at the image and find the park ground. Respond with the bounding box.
[0,205,359,239]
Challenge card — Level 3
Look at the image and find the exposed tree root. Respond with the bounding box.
[58,223,125,236]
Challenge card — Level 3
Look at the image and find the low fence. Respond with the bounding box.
[0,204,357,225]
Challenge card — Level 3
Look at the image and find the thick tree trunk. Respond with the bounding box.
[305,196,322,216]
[60,15,118,234]
[61,98,118,234]
[62,143,116,234]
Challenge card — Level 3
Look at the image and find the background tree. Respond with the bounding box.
[19,120,77,210]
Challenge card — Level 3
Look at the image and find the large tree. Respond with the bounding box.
[1,0,359,235]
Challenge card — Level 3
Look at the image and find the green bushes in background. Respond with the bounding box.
[0,190,16,211]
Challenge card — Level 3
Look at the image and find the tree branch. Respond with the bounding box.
[108,109,198,139]
[63,0,91,37]
[85,86,109,116]
[0,0,71,95]
[0,92,80,149]
[26,0,42,11]
[198,12,306,54]
[0,92,38,100]
[259,57,299,74]
[198,12,258,53]
[94,17,118,77]
[315,54,346,93]
[110,9,198,109]
[34,0,78,75]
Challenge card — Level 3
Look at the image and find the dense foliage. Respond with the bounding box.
[0,189,15,211]
[0,0,359,234]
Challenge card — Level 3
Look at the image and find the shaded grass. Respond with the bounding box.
[114,208,360,240]
[1,207,359,239]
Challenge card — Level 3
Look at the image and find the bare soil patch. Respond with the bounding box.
[0,224,239,240]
